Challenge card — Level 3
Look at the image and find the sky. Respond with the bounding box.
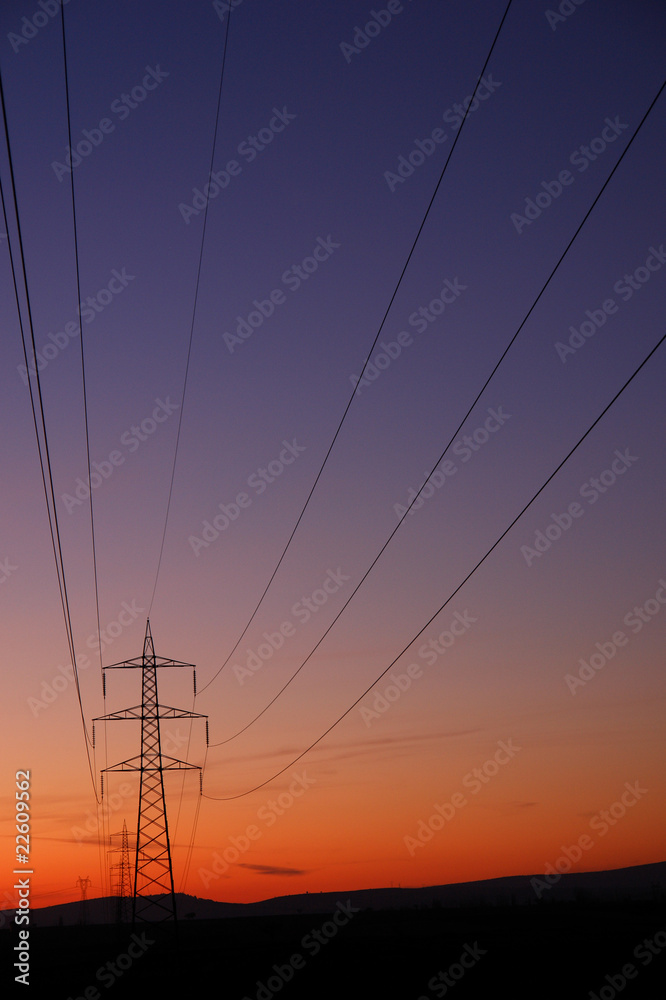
[0,0,665,915]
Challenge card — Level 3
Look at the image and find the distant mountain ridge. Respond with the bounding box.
[3,860,664,928]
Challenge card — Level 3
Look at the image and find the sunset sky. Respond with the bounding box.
[1,0,665,914]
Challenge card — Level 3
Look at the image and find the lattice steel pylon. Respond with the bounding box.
[76,875,91,925]
[94,620,207,925]
[109,819,133,925]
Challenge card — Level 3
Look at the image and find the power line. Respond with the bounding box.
[202,329,666,800]
[178,763,205,893]
[0,63,99,800]
[59,7,103,677]
[60,2,108,900]
[197,0,515,696]
[206,70,666,747]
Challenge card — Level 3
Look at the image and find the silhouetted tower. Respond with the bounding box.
[94,620,207,924]
[109,820,133,924]
[76,875,91,925]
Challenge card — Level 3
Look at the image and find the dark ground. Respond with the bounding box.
[5,899,666,999]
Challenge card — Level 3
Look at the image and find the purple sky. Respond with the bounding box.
[1,0,665,913]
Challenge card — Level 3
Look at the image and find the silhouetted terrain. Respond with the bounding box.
[6,859,664,927]
[3,863,665,998]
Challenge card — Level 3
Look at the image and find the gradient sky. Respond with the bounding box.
[1,0,665,912]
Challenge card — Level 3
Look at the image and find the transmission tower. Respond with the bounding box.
[76,875,91,925]
[109,819,133,925]
[94,619,207,924]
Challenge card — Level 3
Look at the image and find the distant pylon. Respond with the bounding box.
[76,875,91,925]
[109,819,133,924]
[94,620,207,924]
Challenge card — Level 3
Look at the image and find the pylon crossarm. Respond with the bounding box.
[103,657,195,670]
[152,705,207,719]
[94,705,143,722]
[103,758,202,771]
[102,756,143,772]
[94,704,207,722]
